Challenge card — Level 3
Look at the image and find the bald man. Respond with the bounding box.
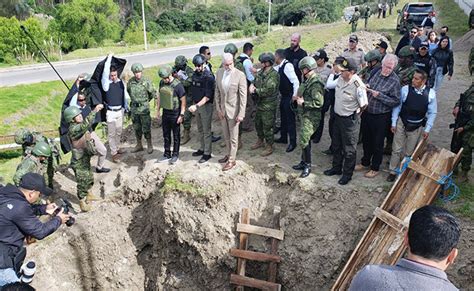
[285,33,308,82]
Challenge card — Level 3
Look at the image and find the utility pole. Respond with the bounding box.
[267,0,272,33]
[141,0,148,50]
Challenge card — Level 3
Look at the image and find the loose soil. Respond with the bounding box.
[25,31,473,290]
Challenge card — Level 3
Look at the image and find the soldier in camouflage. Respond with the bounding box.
[173,55,194,145]
[350,7,361,33]
[14,129,59,188]
[127,63,157,154]
[358,49,382,82]
[13,141,51,187]
[64,104,104,212]
[292,56,325,178]
[249,52,280,157]
[396,46,418,86]
[361,4,371,30]
[452,83,474,182]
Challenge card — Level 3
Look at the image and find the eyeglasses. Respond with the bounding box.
[411,31,417,34]
[420,47,428,50]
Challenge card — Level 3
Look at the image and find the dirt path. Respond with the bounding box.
[24,32,474,290]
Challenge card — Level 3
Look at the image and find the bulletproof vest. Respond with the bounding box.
[237,55,248,66]
[191,70,210,103]
[160,79,180,110]
[400,86,430,128]
[278,61,293,96]
[414,54,431,76]
[105,81,124,107]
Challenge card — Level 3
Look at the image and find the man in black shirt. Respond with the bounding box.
[285,33,308,82]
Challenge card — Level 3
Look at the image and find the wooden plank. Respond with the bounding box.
[230,249,281,263]
[268,206,281,282]
[237,223,284,241]
[407,160,442,182]
[236,208,250,291]
[332,141,459,290]
[373,207,407,233]
[230,274,281,291]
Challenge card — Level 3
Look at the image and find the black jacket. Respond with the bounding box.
[395,34,421,56]
[432,48,454,77]
[0,184,61,249]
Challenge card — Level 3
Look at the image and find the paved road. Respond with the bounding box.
[0,39,249,87]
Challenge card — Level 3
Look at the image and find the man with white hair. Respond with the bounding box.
[215,53,247,171]
[357,54,401,178]
[285,33,308,82]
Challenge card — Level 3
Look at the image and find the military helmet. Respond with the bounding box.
[364,49,382,62]
[63,106,82,123]
[175,55,187,67]
[192,54,206,66]
[158,65,173,78]
[258,52,275,65]
[224,43,238,55]
[398,45,415,58]
[32,141,51,157]
[131,63,144,73]
[14,129,33,145]
[298,56,317,71]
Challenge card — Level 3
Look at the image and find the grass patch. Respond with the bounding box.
[453,182,474,219]
[161,172,203,196]
[430,0,469,38]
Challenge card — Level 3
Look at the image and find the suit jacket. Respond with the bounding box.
[214,68,247,120]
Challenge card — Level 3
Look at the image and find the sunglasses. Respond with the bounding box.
[78,99,86,102]
[411,31,417,34]
[206,52,211,55]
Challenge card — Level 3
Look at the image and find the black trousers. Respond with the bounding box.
[279,93,296,146]
[162,109,181,157]
[361,112,391,171]
[301,143,312,164]
[332,113,359,177]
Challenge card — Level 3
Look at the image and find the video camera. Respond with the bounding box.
[53,198,76,227]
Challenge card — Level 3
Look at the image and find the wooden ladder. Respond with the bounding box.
[230,207,284,291]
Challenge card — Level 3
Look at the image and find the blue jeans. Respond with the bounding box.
[0,268,19,286]
[434,67,445,92]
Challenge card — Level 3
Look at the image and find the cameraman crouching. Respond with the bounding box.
[0,173,70,286]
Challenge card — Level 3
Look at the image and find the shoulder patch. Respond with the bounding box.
[354,80,361,88]
[344,48,349,52]
[358,48,363,51]
[326,64,332,69]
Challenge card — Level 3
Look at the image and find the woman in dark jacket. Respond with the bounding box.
[432,36,454,92]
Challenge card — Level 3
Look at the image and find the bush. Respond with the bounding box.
[232,31,244,38]
[123,21,149,45]
[48,0,121,52]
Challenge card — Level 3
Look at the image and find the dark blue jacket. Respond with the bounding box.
[0,184,61,249]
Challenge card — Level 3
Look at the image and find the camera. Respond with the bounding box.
[53,198,76,227]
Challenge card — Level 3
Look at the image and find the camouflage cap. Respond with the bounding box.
[175,55,187,67]
[158,65,173,78]
[131,63,144,73]
[224,43,238,55]
[398,45,415,58]
[364,49,382,62]
[14,128,33,145]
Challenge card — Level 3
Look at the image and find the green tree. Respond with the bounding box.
[48,0,121,52]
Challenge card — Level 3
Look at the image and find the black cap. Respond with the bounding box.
[336,57,357,72]
[376,40,388,50]
[314,49,329,62]
[334,56,345,65]
[19,173,53,196]
[419,41,429,49]
[349,35,358,42]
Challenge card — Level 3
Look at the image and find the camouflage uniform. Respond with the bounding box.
[254,68,280,145]
[455,84,474,176]
[395,64,417,87]
[298,73,325,149]
[361,4,371,29]
[13,155,47,187]
[69,111,97,200]
[14,130,58,188]
[350,10,361,33]
[127,76,156,141]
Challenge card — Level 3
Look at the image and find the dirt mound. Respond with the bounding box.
[453,30,474,52]
[314,31,393,61]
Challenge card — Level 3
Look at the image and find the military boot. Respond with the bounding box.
[131,139,144,153]
[457,170,469,183]
[260,144,273,157]
[86,191,101,202]
[181,129,191,145]
[79,198,91,212]
[146,138,153,154]
[251,139,264,150]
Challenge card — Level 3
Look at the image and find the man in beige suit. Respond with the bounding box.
[215,53,248,171]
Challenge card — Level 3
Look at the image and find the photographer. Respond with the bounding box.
[0,173,70,287]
